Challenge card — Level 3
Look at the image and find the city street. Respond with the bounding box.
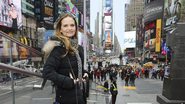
[0,76,163,104]
[0,0,185,103]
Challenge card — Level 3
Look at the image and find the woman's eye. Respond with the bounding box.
[63,25,67,27]
[71,24,75,27]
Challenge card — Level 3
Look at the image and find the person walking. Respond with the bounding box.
[125,69,130,86]
[42,13,88,104]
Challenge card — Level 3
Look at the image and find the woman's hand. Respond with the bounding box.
[69,73,79,84]
[83,73,88,78]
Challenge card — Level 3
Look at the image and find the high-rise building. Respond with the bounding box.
[125,0,144,31]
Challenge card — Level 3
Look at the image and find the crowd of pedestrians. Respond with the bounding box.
[86,62,170,104]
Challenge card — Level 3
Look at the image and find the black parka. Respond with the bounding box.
[42,41,85,104]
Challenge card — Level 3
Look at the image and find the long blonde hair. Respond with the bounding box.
[54,13,78,54]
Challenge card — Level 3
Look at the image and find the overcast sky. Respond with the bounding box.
[90,0,125,52]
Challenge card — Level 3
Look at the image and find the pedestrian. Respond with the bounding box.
[110,78,118,104]
[125,70,130,86]
[129,70,136,86]
[109,67,117,81]
[42,13,88,104]
[103,80,109,104]
[103,80,109,93]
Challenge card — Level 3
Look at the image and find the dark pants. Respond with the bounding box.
[112,94,117,104]
[125,80,129,86]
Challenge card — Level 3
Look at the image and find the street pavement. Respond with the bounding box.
[0,76,163,104]
[88,77,163,104]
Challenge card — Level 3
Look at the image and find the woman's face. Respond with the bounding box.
[60,16,76,38]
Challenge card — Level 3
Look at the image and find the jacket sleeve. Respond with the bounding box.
[42,46,74,89]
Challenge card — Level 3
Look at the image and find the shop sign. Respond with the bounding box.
[155,19,161,52]
[144,0,164,23]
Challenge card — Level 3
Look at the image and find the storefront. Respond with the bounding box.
[143,0,164,62]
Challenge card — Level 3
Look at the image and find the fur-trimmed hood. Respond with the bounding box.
[42,40,63,60]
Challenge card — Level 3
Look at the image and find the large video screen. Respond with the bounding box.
[0,0,22,29]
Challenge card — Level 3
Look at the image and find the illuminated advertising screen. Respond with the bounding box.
[144,21,156,51]
[104,16,112,31]
[164,0,185,31]
[104,0,112,16]
[65,0,79,25]
[44,0,54,26]
[104,31,112,50]
[103,0,113,50]
[0,0,22,29]
[123,31,136,50]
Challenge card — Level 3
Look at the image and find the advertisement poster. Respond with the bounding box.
[0,0,22,29]
[44,0,54,26]
[144,30,150,48]
[155,19,162,52]
[123,31,136,50]
[103,0,113,50]
[104,31,112,50]
[104,0,112,16]
[104,16,112,31]
[164,0,185,31]
[65,0,79,25]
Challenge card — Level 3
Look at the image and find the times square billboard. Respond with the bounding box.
[144,0,164,23]
[44,0,54,29]
[163,0,185,31]
[103,0,113,50]
[0,0,22,29]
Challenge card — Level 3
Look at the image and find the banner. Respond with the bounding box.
[155,19,161,52]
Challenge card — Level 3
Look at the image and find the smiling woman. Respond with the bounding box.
[60,17,76,38]
[42,13,88,104]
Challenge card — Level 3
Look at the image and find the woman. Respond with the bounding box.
[42,13,87,104]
